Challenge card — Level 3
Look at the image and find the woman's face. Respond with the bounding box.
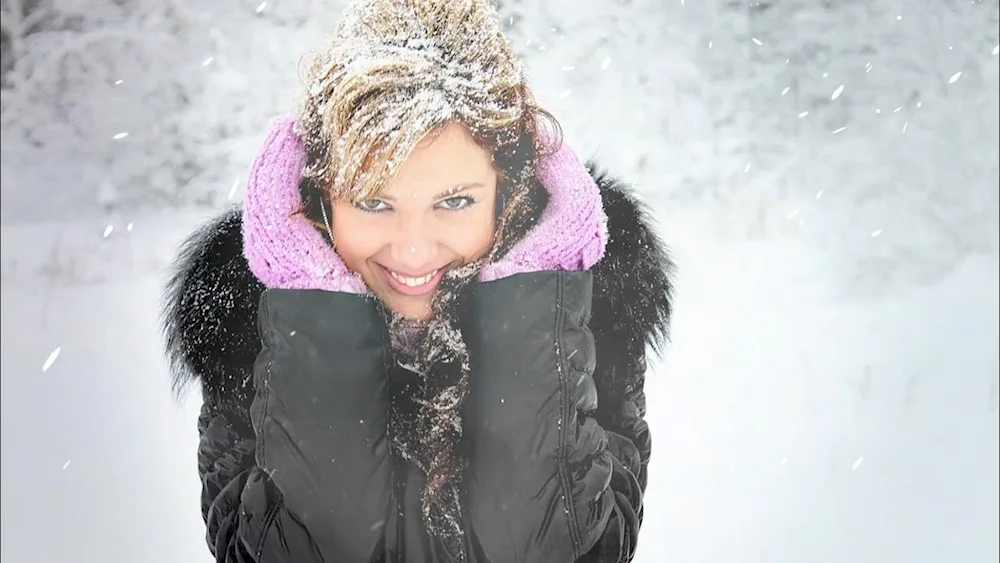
[332,122,498,320]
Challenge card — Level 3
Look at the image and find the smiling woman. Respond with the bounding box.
[330,123,501,320]
[161,1,674,562]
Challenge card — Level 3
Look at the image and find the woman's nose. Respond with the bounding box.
[389,218,440,272]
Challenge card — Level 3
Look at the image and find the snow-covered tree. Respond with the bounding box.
[734,0,999,296]
[0,0,357,222]
[1,0,214,221]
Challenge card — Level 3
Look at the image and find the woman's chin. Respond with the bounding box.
[380,293,433,321]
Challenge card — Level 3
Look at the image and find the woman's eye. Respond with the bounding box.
[355,199,390,212]
[437,196,475,211]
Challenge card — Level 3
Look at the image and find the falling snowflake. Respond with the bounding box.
[830,84,844,100]
[851,456,864,471]
[948,71,962,84]
[112,132,129,140]
[42,347,61,372]
[62,460,71,470]
[103,225,114,237]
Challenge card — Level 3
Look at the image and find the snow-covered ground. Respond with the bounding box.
[646,212,999,563]
[1,208,997,563]
[0,276,206,563]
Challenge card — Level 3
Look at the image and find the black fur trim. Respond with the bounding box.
[588,162,675,356]
[160,208,264,410]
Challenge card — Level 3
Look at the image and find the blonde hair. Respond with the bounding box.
[295,0,559,205]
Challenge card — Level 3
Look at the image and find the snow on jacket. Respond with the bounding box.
[161,128,674,563]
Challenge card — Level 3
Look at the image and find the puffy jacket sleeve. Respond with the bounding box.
[196,289,392,562]
[463,271,647,563]
[197,400,316,561]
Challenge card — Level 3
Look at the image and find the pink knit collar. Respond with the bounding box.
[242,115,606,291]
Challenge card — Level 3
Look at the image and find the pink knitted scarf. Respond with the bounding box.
[242,116,607,290]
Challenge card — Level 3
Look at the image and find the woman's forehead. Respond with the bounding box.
[351,123,497,200]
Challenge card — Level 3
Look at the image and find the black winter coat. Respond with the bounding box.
[162,165,674,563]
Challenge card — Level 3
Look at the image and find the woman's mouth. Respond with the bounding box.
[381,266,446,297]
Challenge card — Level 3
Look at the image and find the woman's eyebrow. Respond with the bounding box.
[432,183,485,200]
[378,183,486,203]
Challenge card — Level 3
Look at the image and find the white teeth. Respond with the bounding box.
[389,269,437,287]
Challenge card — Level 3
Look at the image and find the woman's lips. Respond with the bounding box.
[380,265,446,297]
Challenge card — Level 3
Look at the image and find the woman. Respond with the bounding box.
[161,1,673,562]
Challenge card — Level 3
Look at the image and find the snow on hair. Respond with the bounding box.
[295,0,553,201]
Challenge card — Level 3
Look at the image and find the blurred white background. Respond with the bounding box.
[1,1,998,562]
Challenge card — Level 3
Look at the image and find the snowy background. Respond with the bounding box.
[1,0,998,562]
